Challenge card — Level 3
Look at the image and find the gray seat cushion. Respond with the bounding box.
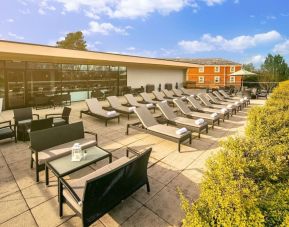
[32,137,97,164]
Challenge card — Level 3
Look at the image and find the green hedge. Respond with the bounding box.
[180,81,289,226]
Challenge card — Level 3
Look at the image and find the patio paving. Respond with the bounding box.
[0,98,265,226]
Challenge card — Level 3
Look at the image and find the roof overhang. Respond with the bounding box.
[0,40,199,69]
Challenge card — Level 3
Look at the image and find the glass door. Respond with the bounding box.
[6,70,26,109]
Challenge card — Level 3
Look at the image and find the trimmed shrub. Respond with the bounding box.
[180,81,289,226]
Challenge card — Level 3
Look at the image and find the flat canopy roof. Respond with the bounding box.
[0,40,199,69]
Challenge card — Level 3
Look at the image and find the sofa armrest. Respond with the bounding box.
[84,131,98,145]
[126,147,140,157]
[59,178,82,204]
[45,113,62,119]
[33,114,40,120]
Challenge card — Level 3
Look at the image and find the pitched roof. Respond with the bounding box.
[167,58,241,66]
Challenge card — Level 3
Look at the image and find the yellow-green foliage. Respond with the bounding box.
[180,81,289,226]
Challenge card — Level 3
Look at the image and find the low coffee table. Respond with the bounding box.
[45,146,112,196]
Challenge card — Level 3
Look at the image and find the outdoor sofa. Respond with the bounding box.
[30,121,97,182]
[59,147,152,227]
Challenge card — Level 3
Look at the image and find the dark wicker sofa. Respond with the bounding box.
[30,122,97,182]
[59,147,152,227]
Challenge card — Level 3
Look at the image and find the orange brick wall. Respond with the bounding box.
[187,65,242,88]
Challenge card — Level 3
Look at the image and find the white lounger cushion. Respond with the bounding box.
[147,124,188,139]
[32,137,97,165]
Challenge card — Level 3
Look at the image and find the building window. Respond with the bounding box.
[214,66,220,73]
[198,66,204,73]
[230,66,235,73]
[230,76,235,83]
[198,76,205,83]
[214,76,220,83]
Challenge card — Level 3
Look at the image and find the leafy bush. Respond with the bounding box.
[180,81,289,226]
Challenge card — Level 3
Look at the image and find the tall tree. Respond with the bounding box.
[56,31,87,50]
[261,54,289,82]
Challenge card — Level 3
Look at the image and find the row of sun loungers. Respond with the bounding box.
[80,89,249,151]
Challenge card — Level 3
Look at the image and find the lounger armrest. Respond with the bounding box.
[84,131,98,144]
[59,178,82,204]
[45,113,62,118]
[33,114,40,120]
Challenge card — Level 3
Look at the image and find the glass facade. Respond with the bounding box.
[0,60,127,110]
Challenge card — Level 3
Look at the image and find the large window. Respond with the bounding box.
[198,66,204,73]
[2,61,127,109]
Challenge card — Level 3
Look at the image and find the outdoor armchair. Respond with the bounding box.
[0,120,16,143]
[45,106,71,127]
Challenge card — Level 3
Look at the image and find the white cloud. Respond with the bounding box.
[203,0,225,6]
[178,30,282,53]
[273,40,289,55]
[86,41,102,50]
[127,46,136,51]
[266,15,276,20]
[247,55,265,65]
[38,0,56,15]
[83,21,131,35]
[8,32,24,40]
[233,0,239,4]
[52,0,199,19]
[19,8,31,14]
[7,19,14,23]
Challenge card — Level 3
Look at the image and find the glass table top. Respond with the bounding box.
[47,146,110,176]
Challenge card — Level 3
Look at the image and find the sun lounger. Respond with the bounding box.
[107,96,135,120]
[163,89,187,101]
[172,88,189,98]
[207,93,241,111]
[213,91,246,109]
[198,93,235,116]
[219,90,250,105]
[187,96,229,121]
[157,102,208,138]
[124,94,155,112]
[80,98,120,126]
[126,107,192,152]
[152,91,174,104]
[173,98,220,128]
[140,92,159,105]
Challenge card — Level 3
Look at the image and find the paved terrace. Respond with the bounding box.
[0,98,265,227]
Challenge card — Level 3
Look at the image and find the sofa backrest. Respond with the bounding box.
[30,121,84,151]
[82,148,151,227]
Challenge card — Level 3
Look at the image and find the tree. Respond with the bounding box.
[243,63,256,72]
[56,31,87,50]
[258,54,289,90]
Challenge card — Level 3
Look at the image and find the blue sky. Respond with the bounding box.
[1,0,289,67]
